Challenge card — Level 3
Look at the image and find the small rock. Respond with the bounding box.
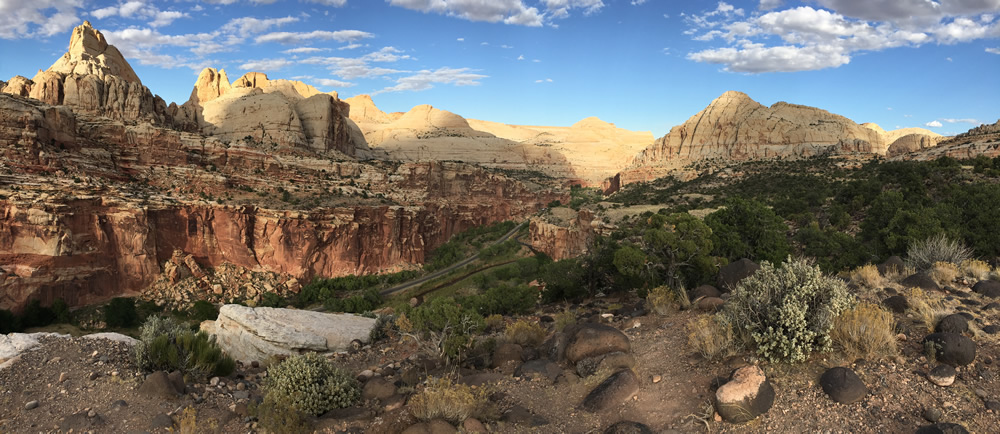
[985,400,1000,411]
[88,372,100,381]
[928,365,957,387]
[581,369,640,412]
[935,314,969,335]
[604,420,655,434]
[210,377,220,387]
[923,407,942,422]
[882,295,909,314]
[916,422,970,434]
[974,388,988,399]
[24,400,39,410]
[251,360,260,369]
[923,333,976,366]
[87,409,97,418]
[652,375,662,384]
[362,377,397,401]
[819,367,867,404]
[233,391,249,400]
[58,372,68,383]
[236,382,246,391]
[462,418,488,433]
[982,325,999,335]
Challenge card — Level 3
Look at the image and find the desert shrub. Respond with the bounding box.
[19,299,55,329]
[686,315,736,361]
[264,353,360,416]
[504,319,548,347]
[554,309,576,332]
[646,285,684,315]
[50,298,71,324]
[406,298,485,361]
[466,283,537,316]
[906,288,947,333]
[408,377,496,424]
[104,297,139,328]
[323,288,382,313]
[905,234,973,272]
[134,316,235,379]
[961,259,991,281]
[928,261,960,285]
[830,303,897,361]
[706,197,791,264]
[251,394,314,434]
[484,314,505,332]
[259,292,285,308]
[188,300,219,322]
[369,314,397,342]
[721,257,855,363]
[539,258,587,302]
[849,264,883,289]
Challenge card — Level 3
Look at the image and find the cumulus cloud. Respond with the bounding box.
[256,29,374,44]
[221,16,298,37]
[239,58,294,71]
[313,77,355,87]
[89,1,189,28]
[373,67,486,94]
[684,1,1000,73]
[0,0,80,38]
[759,0,783,10]
[987,47,1000,54]
[926,120,944,127]
[283,47,326,54]
[388,0,606,26]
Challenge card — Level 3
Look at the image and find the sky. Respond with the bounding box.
[0,0,998,137]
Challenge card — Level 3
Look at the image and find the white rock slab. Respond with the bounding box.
[200,304,377,366]
[0,332,70,369]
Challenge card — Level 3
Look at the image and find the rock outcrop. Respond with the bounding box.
[862,123,943,157]
[174,69,368,157]
[618,91,888,184]
[529,209,596,261]
[200,304,376,365]
[897,120,1000,161]
[2,22,170,124]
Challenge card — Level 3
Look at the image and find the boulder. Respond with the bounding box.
[138,371,181,399]
[935,314,969,335]
[877,256,905,276]
[697,297,725,312]
[200,304,376,366]
[881,295,909,314]
[514,359,563,383]
[690,284,721,300]
[900,273,940,291]
[362,377,397,401]
[580,369,640,412]
[604,421,655,434]
[715,365,775,423]
[915,422,970,434]
[716,258,759,292]
[923,333,976,366]
[819,367,867,404]
[492,343,524,369]
[928,364,956,387]
[400,419,457,434]
[564,323,631,364]
[972,280,1000,298]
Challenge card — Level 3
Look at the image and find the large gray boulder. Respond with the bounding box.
[200,304,376,366]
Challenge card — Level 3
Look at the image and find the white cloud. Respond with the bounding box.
[362,46,410,62]
[313,78,355,87]
[987,47,1000,54]
[517,54,525,60]
[373,67,487,94]
[942,118,982,124]
[0,0,79,38]
[256,29,374,44]
[457,37,465,41]
[239,58,294,71]
[150,11,187,27]
[534,78,554,83]
[759,0,783,10]
[221,16,298,37]
[87,1,189,28]
[631,0,648,5]
[926,120,943,127]
[283,47,326,54]
[306,0,347,5]
[684,2,1000,73]
[388,0,604,26]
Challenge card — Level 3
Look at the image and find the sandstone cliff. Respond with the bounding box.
[618,91,887,184]
[0,22,170,125]
[344,97,652,185]
[861,123,943,157]
[894,120,1000,161]
[173,69,369,158]
[528,209,596,261]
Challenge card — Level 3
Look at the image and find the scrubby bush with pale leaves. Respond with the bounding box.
[264,353,360,416]
[721,257,855,363]
[961,259,991,281]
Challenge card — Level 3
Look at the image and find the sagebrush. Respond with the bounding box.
[264,353,360,416]
[906,234,972,271]
[849,264,883,289]
[133,316,235,379]
[686,315,735,361]
[721,257,855,363]
[504,319,548,347]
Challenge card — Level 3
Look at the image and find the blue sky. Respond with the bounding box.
[1,1,998,137]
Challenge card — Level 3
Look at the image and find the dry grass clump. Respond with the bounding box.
[906,234,973,271]
[830,303,898,361]
[885,264,917,283]
[553,309,576,332]
[504,319,548,347]
[907,288,948,333]
[929,261,960,285]
[686,315,736,361]
[850,264,883,289]
[961,259,991,281]
[408,377,497,424]
[646,285,676,315]
[484,314,505,332]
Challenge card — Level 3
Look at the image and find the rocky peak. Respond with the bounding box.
[572,117,616,129]
[189,68,231,105]
[47,21,141,84]
[396,104,471,129]
[233,72,270,89]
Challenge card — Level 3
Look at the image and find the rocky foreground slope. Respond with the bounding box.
[0,23,561,312]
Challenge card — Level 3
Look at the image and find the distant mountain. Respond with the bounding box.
[343,95,653,185]
[616,91,943,185]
